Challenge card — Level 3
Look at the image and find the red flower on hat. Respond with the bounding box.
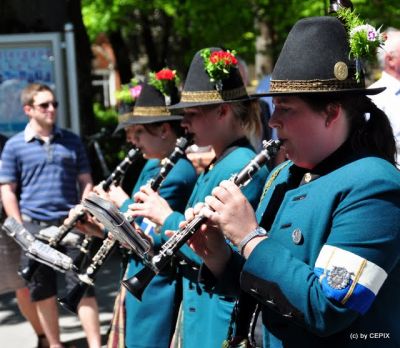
[209,51,238,66]
[148,67,180,99]
[155,68,176,81]
[201,48,238,89]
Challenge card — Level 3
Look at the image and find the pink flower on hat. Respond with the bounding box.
[130,85,142,98]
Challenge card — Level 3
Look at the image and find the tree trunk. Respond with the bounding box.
[109,30,133,84]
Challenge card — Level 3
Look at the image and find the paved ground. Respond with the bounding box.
[0,250,123,348]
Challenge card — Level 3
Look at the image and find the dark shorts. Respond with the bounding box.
[20,220,96,302]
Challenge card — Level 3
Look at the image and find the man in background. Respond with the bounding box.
[369,28,400,167]
[0,83,101,348]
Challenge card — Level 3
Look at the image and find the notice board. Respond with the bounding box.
[0,32,67,137]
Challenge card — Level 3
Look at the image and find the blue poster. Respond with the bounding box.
[0,45,56,136]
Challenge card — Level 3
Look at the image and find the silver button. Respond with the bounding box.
[292,228,303,244]
[304,173,312,183]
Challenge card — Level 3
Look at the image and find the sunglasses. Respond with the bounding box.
[32,101,59,110]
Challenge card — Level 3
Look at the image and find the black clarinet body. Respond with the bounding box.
[59,137,190,314]
[102,147,142,191]
[71,233,92,270]
[58,236,116,314]
[148,136,191,191]
[122,139,281,300]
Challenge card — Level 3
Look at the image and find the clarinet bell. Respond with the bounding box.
[18,260,40,282]
[58,281,89,314]
[121,267,157,301]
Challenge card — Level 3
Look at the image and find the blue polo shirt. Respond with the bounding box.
[0,124,91,221]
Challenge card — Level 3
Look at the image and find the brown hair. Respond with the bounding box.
[300,94,397,166]
[143,120,185,138]
[20,83,54,106]
[229,99,263,150]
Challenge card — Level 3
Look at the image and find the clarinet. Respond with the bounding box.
[18,147,142,282]
[58,136,191,314]
[18,210,86,281]
[2,217,77,274]
[102,147,143,191]
[72,147,143,269]
[122,139,281,300]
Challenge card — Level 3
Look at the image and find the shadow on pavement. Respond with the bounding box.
[0,247,124,347]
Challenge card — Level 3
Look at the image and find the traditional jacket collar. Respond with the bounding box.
[290,139,360,186]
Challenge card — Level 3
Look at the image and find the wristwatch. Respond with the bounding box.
[238,226,268,256]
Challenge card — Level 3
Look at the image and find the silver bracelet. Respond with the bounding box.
[238,226,268,256]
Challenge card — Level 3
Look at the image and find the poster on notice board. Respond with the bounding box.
[0,32,66,137]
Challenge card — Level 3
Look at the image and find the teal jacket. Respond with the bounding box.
[222,154,400,348]
[161,143,269,348]
[123,158,197,348]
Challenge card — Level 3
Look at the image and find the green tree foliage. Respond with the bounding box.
[82,0,256,75]
[82,0,400,79]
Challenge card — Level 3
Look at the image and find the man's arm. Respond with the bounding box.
[0,182,22,223]
[78,173,93,199]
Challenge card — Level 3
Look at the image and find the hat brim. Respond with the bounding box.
[168,95,258,110]
[113,114,183,135]
[113,121,130,135]
[124,115,183,125]
[253,86,385,97]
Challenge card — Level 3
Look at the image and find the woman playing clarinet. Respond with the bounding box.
[186,14,400,348]
[127,48,270,348]
[75,71,197,348]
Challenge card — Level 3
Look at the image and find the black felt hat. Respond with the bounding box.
[113,114,132,134]
[255,16,384,97]
[114,82,182,132]
[113,104,136,134]
[169,47,254,110]
[113,82,144,134]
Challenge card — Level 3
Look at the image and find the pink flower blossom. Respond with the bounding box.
[130,85,142,98]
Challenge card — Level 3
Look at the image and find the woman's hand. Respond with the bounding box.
[201,180,259,247]
[64,205,105,238]
[93,182,111,201]
[106,184,130,208]
[127,184,173,225]
[181,203,232,276]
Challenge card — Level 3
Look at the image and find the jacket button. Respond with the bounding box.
[292,228,303,244]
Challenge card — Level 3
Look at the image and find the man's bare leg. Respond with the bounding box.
[35,296,63,348]
[78,296,101,348]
